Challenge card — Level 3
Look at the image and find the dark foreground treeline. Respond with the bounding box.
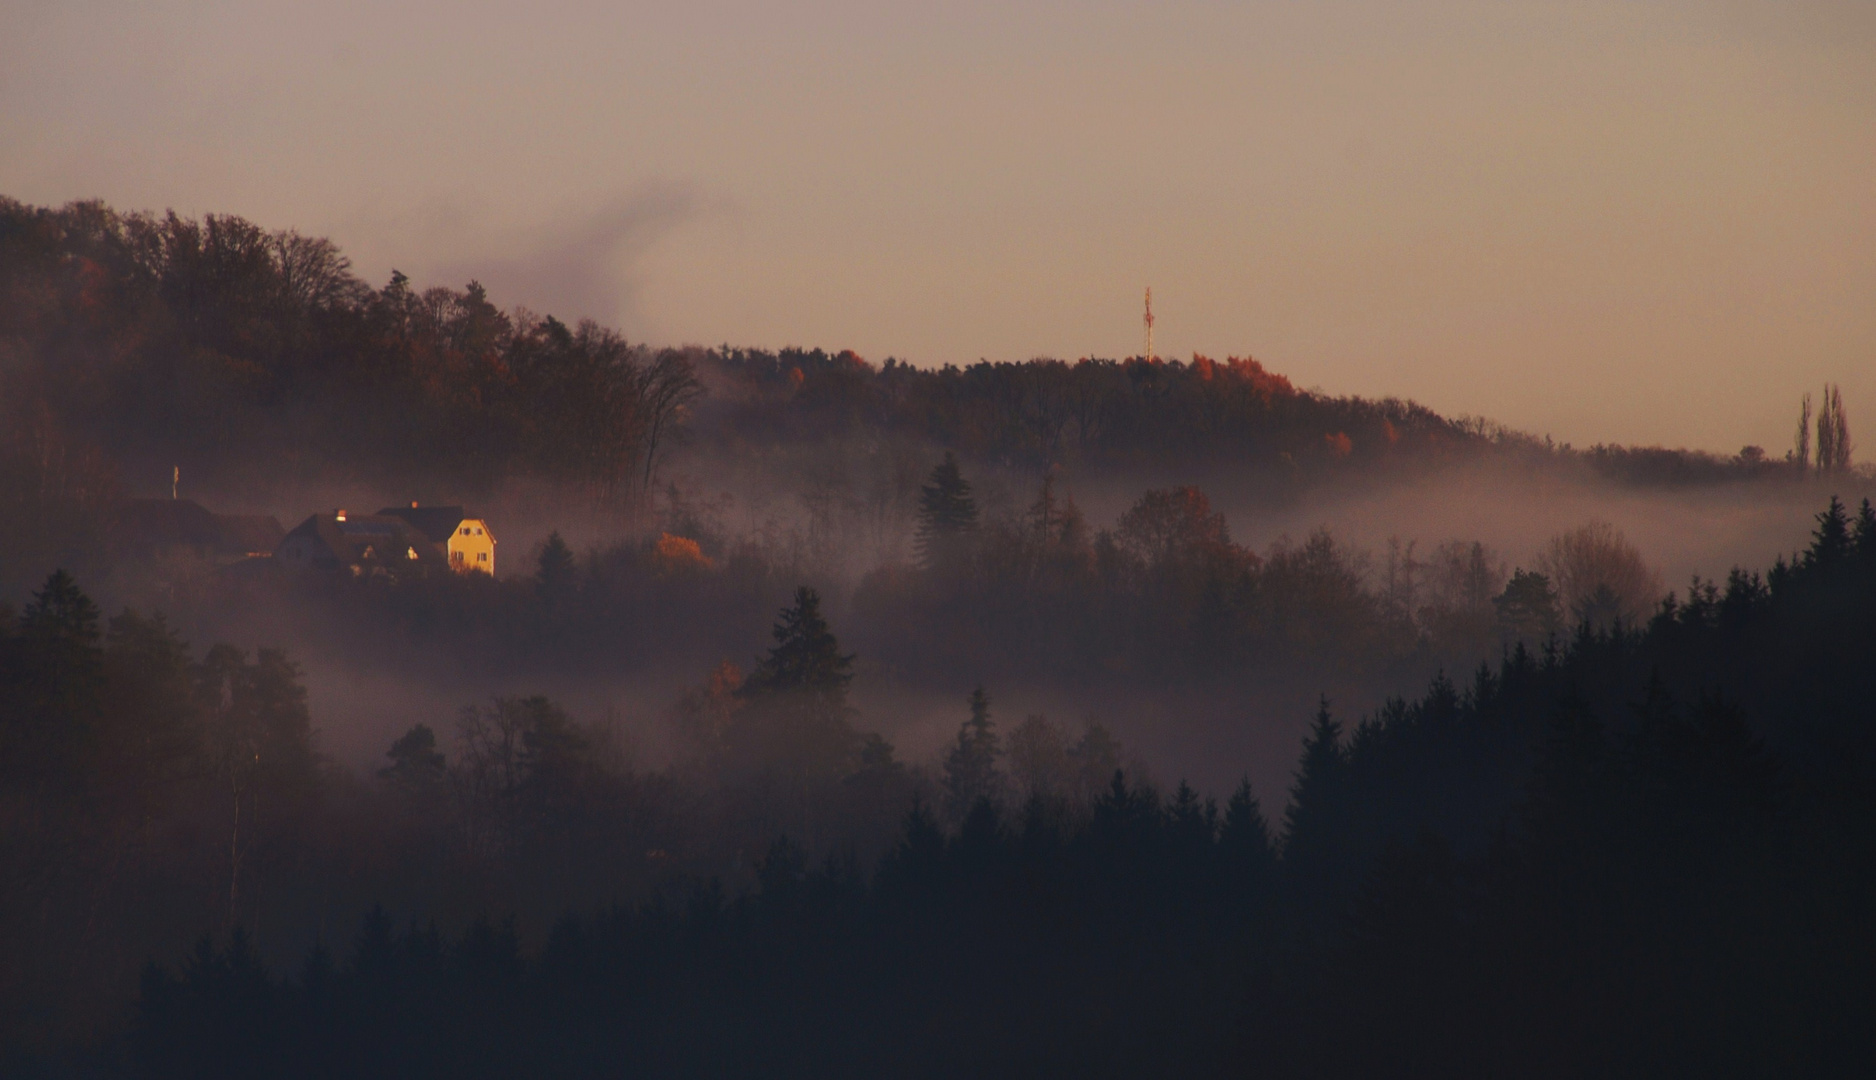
[111,498,1876,1077]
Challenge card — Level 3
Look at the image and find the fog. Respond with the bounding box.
[94,437,1866,810]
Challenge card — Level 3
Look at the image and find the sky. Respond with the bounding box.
[3,0,1872,455]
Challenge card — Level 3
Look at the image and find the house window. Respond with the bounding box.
[475,527,484,535]
[477,553,489,562]
[451,551,464,564]
[461,527,472,536]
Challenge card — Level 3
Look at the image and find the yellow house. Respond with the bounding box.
[378,504,497,574]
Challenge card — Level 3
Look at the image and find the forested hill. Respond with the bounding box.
[1,197,1788,505]
[20,496,1871,1077]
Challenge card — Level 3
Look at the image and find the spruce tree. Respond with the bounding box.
[1283,697,1346,864]
[943,686,1004,823]
[1222,776,1276,882]
[21,569,101,645]
[741,587,854,705]
[536,531,577,605]
[727,587,864,819]
[1807,496,1852,570]
[915,452,979,569]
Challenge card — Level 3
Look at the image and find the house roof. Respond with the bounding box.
[376,505,474,543]
[115,499,223,546]
[280,513,447,570]
[218,514,285,555]
[112,499,285,557]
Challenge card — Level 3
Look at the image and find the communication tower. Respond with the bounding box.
[1143,287,1155,363]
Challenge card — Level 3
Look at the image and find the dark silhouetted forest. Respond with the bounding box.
[2,498,1872,1076]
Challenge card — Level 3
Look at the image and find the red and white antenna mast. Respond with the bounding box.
[1143,286,1155,362]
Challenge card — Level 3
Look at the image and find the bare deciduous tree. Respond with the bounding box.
[1536,520,1661,632]
[636,348,704,492]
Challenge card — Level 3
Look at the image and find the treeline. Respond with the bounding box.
[0,197,699,503]
[190,449,1656,712]
[127,497,1876,1078]
[0,576,922,1054]
[2,196,1803,521]
[692,344,1465,474]
[4,559,1153,1057]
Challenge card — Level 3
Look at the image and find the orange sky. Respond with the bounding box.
[4,0,1871,455]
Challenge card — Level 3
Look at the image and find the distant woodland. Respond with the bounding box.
[2,198,1872,1076]
[1,197,1823,513]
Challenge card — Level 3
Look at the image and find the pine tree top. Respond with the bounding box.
[23,569,101,644]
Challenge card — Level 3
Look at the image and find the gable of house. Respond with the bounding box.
[377,504,496,574]
[445,518,496,573]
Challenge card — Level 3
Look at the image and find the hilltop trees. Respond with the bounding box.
[1791,385,1854,475]
[1114,486,1236,570]
[5,191,1837,590]
[0,199,688,505]
[1815,383,1854,475]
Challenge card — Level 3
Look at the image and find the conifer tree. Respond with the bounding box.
[535,531,577,605]
[732,588,865,810]
[20,569,101,644]
[1854,499,1876,563]
[915,452,979,569]
[1222,776,1276,876]
[740,587,854,706]
[1283,697,1346,863]
[943,686,1004,823]
[1493,569,1560,644]
[1807,496,1853,570]
[380,724,447,790]
[4,571,105,779]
